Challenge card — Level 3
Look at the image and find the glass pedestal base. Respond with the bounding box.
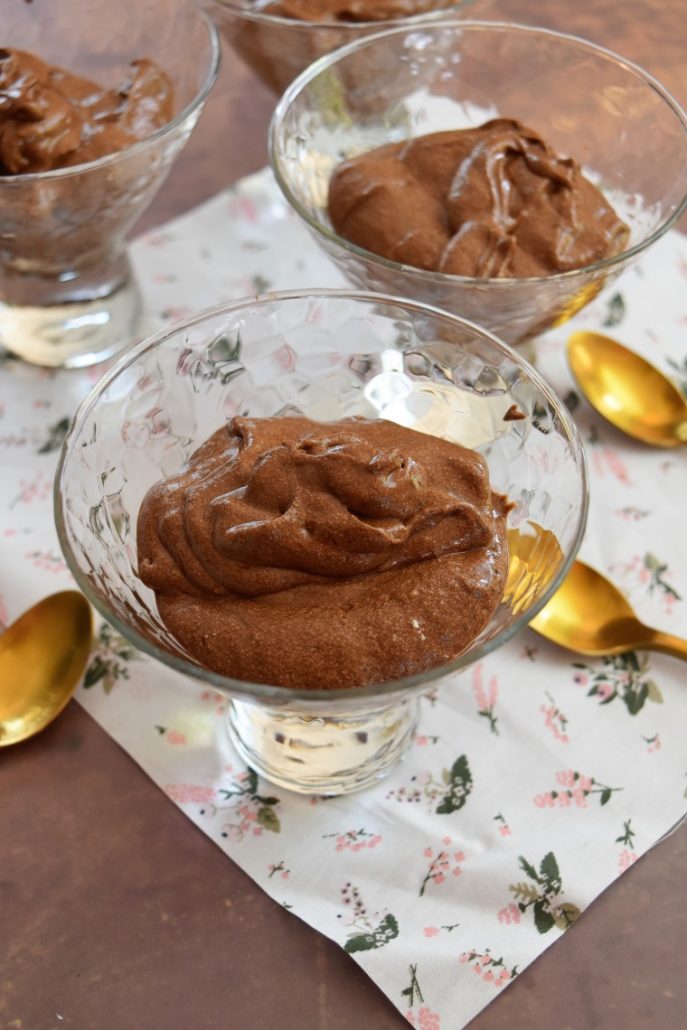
[227,695,419,795]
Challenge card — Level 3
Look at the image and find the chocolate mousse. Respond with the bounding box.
[137,415,511,690]
[0,48,174,174]
[259,0,455,21]
[328,119,629,278]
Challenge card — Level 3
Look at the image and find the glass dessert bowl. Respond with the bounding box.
[201,0,474,97]
[270,21,687,346]
[0,0,219,368]
[56,290,588,795]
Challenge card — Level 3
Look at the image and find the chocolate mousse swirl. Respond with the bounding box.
[0,49,173,175]
[328,119,629,278]
[259,0,454,21]
[138,416,511,690]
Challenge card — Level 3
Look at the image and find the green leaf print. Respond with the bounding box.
[602,292,625,327]
[84,655,108,688]
[575,652,661,715]
[257,806,281,833]
[507,851,577,935]
[38,416,70,454]
[344,914,399,953]
[208,331,241,364]
[436,755,473,814]
[539,852,562,893]
[533,899,555,934]
[518,857,541,884]
[624,682,648,716]
[246,768,259,795]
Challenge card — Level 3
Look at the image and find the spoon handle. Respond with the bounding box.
[648,630,687,662]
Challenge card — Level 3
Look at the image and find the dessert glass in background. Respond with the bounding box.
[200,0,474,97]
[270,21,687,346]
[0,0,219,368]
[55,290,588,795]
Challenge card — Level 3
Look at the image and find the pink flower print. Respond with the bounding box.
[498,903,521,925]
[267,860,290,879]
[596,681,614,702]
[534,770,621,809]
[643,733,661,753]
[273,342,296,372]
[306,301,324,325]
[25,551,68,574]
[473,663,499,735]
[324,828,382,851]
[618,849,637,872]
[419,846,465,896]
[165,783,215,805]
[460,949,519,987]
[10,473,51,509]
[423,926,440,938]
[534,793,556,808]
[494,812,512,836]
[591,443,632,485]
[165,729,187,746]
[228,194,258,223]
[406,1007,441,1030]
[121,418,150,448]
[415,735,429,746]
[573,672,589,686]
[540,693,569,742]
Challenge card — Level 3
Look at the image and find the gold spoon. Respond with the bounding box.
[567,331,687,447]
[0,592,92,746]
[529,560,687,660]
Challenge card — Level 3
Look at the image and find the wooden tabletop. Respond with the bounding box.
[3,2,686,1028]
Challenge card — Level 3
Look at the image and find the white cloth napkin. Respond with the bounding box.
[2,170,686,1030]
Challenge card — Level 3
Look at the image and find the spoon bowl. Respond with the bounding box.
[0,592,92,746]
[529,561,687,661]
[567,331,687,447]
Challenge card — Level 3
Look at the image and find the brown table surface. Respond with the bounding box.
[2,2,686,1028]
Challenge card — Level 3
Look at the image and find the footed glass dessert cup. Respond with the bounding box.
[0,0,219,368]
[56,291,588,794]
[201,0,474,97]
[270,21,687,346]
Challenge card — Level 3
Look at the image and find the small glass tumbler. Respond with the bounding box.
[56,290,588,794]
[201,0,475,97]
[0,0,219,368]
[270,21,687,346]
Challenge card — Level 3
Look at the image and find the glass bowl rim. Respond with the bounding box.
[203,0,475,31]
[1,7,221,185]
[269,18,687,288]
[55,287,589,704]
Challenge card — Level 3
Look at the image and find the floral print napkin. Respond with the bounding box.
[1,170,686,1030]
